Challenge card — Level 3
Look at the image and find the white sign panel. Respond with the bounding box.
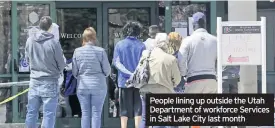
[221,26,262,65]
[217,17,266,94]
[19,58,30,73]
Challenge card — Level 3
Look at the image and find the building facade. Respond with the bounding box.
[0,1,274,127]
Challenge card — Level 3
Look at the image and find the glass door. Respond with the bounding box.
[102,2,157,127]
[11,1,56,122]
[55,1,102,128]
[0,1,12,124]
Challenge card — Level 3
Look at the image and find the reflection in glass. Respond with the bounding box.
[172,4,206,22]
[0,1,11,74]
[171,4,207,36]
[57,8,97,60]
[108,8,150,117]
[17,4,50,73]
[159,16,165,32]
[158,1,165,32]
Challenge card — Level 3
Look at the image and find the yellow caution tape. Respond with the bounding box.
[0,88,29,105]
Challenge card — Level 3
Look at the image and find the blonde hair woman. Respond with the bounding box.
[167,32,185,93]
[167,32,183,55]
[72,27,111,128]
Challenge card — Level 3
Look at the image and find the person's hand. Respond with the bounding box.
[130,72,134,78]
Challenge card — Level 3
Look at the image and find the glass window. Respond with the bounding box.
[17,3,50,73]
[57,8,97,60]
[56,8,97,118]
[158,1,165,32]
[0,1,11,74]
[107,8,150,118]
[158,1,209,36]
[172,4,207,37]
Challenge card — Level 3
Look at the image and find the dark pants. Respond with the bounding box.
[119,88,142,117]
[223,79,240,128]
[222,79,238,93]
[69,95,81,117]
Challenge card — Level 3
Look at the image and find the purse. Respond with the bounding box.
[60,69,77,97]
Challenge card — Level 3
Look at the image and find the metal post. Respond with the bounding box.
[11,1,19,123]
[164,1,172,33]
[217,17,223,128]
[261,17,267,93]
[217,17,223,94]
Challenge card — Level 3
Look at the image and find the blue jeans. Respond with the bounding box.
[77,89,107,128]
[25,79,59,128]
[140,95,178,128]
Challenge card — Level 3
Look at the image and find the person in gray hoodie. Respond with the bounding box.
[25,16,66,128]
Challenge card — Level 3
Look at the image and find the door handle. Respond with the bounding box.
[14,59,18,72]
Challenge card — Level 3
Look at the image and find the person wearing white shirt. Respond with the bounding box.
[177,12,217,93]
[143,25,159,50]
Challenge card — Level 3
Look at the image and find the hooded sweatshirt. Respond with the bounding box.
[25,30,66,80]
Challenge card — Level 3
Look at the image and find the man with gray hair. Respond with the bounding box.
[25,16,66,128]
[143,25,159,50]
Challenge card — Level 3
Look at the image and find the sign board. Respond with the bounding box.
[221,26,262,65]
[216,17,266,94]
[19,58,30,73]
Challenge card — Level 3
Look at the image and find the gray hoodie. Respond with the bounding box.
[25,30,66,80]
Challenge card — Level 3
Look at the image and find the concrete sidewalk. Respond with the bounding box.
[0,123,41,128]
[0,123,25,128]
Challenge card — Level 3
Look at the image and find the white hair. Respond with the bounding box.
[154,33,169,51]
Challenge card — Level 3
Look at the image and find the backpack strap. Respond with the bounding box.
[145,50,152,62]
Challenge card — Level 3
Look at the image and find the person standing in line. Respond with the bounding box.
[167,32,185,93]
[222,67,241,127]
[113,21,145,128]
[72,27,111,128]
[178,12,217,93]
[138,33,181,128]
[143,25,159,50]
[48,23,73,118]
[25,16,66,128]
[222,66,240,94]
